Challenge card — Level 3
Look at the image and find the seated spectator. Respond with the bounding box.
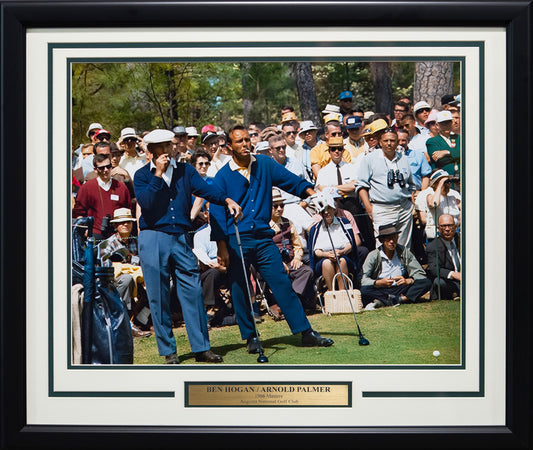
[269,188,317,313]
[99,207,151,338]
[308,200,359,291]
[361,223,431,309]
[425,214,461,300]
[193,220,236,328]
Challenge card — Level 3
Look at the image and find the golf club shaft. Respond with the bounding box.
[232,218,264,348]
[322,215,365,336]
[433,203,441,301]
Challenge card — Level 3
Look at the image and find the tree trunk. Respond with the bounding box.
[369,62,393,115]
[290,62,321,127]
[413,61,454,109]
[241,62,253,127]
[165,69,178,127]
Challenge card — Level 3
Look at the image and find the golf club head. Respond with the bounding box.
[359,335,370,346]
[257,353,269,363]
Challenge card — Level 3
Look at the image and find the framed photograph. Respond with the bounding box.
[1,1,531,448]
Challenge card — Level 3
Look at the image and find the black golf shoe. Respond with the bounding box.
[301,329,334,347]
[247,336,261,354]
[195,350,223,363]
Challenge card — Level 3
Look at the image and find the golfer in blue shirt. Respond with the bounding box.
[210,125,334,355]
[134,129,241,364]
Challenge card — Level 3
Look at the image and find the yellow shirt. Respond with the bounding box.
[344,137,368,160]
[310,142,352,168]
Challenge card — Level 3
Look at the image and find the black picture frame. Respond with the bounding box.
[1,1,531,448]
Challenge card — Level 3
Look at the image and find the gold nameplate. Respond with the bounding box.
[185,382,351,407]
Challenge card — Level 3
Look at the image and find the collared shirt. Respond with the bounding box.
[120,153,146,180]
[96,177,112,191]
[315,160,358,198]
[401,146,432,190]
[277,156,310,204]
[355,148,415,204]
[443,239,461,274]
[313,217,350,252]
[344,136,368,160]
[378,249,404,279]
[150,157,177,187]
[193,224,218,266]
[228,155,256,181]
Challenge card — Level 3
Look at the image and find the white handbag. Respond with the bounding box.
[323,273,363,314]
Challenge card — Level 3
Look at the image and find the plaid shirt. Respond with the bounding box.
[99,232,138,267]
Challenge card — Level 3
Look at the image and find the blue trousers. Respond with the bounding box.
[228,233,311,340]
[138,230,210,356]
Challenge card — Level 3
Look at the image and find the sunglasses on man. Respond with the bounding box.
[96,163,112,171]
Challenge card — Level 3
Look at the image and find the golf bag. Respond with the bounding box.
[87,266,134,364]
[75,217,133,364]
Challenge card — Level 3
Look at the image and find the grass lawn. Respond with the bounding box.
[133,299,461,366]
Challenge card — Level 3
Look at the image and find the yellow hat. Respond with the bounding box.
[323,112,341,124]
[361,118,388,136]
[327,136,344,148]
[281,111,298,123]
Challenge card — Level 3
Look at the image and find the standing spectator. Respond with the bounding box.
[338,90,354,117]
[118,127,145,180]
[391,100,409,130]
[133,128,241,364]
[73,153,131,241]
[186,126,200,153]
[209,125,334,354]
[361,223,431,309]
[413,101,432,136]
[425,214,461,300]
[280,113,303,162]
[343,115,368,162]
[397,128,432,191]
[81,130,112,178]
[426,111,461,176]
[298,120,322,181]
[356,128,416,248]
[172,126,190,162]
[248,122,265,151]
[310,120,351,179]
[361,118,388,153]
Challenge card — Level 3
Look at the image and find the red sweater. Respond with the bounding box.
[72,178,131,236]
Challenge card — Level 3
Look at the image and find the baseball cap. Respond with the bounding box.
[345,116,363,129]
[339,91,353,100]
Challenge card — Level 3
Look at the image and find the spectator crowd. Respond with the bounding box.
[72,89,462,364]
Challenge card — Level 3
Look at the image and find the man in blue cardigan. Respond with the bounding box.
[134,129,241,364]
[210,125,334,355]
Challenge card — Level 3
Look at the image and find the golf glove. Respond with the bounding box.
[307,192,328,213]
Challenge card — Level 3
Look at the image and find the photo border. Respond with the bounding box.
[1,1,531,448]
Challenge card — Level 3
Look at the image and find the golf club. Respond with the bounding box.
[322,211,370,346]
[232,217,269,363]
[433,203,441,301]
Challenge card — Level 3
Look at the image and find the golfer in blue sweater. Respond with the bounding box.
[134,129,241,364]
[210,125,334,354]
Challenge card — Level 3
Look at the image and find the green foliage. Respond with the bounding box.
[72,60,458,149]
